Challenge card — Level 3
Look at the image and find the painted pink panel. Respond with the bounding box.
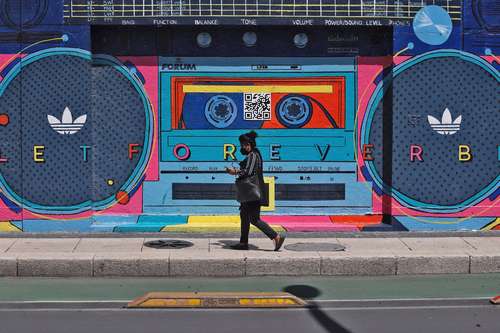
[282,223,359,232]
[264,216,332,223]
[118,56,159,182]
[263,216,359,231]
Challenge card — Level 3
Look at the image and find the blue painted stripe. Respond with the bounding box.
[395,216,496,231]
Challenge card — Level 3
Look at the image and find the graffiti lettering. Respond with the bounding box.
[162,64,197,71]
[33,145,45,163]
[128,144,141,160]
[223,144,236,161]
[362,144,374,161]
[410,145,424,162]
[315,144,331,161]
[241,19,257,25]
[0,149,7,163]
[80,145,91,162]
[458,145,473,162]
[270,144,281,160]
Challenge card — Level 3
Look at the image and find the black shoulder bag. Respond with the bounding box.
[235,174,261,203]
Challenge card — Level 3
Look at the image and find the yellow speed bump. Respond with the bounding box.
[127,292,306,308]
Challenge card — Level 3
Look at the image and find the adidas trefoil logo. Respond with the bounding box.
[427,108,462,135]
[47,107,87,135]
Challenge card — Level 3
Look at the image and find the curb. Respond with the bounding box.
[1,231,500,238]
[1,254,500,277]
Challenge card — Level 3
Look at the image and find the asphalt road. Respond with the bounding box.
[0,275,498,333]
[0,299,498,333]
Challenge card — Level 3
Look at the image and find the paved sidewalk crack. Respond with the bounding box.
[4,239,17,253]
[461,237,478,250]
[398,238,413,251]
[72,238,82,253]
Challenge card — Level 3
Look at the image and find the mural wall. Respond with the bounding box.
[0,0,497,232]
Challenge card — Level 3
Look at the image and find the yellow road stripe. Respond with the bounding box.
[183,85,332,93]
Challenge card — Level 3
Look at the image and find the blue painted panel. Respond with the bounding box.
[463,32,500,56]
[395,216,497,231]
[21,219,92,232]
[142,171,373,215]
[159,161,357,172]
[457,0,497,54]
[159,57,356,72]
[143,205,373,216]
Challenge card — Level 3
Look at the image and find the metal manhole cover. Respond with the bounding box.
[143,239,194,249]
[284,242,345,252]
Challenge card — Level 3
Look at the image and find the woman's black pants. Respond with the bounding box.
[239,201,278,244]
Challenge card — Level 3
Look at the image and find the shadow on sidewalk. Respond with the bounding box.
[214,240,273,252]
[284,285,351,333]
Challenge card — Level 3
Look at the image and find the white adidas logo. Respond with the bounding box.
[427,108,462,135]
[47,107,87,135]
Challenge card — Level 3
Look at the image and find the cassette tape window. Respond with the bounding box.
[172,77,346,130]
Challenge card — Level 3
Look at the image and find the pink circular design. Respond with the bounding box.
[173,143,191,160]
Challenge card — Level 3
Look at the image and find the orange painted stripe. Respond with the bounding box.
[329,215,383,224]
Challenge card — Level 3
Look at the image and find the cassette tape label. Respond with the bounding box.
[171,77,345,130]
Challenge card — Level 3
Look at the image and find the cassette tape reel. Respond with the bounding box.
[204,95,239,128]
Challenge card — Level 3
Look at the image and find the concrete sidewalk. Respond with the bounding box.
[0,236,499,277]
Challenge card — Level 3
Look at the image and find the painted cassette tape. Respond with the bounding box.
[171,77,345,130]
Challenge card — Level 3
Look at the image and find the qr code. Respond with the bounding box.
[243,93,271,120]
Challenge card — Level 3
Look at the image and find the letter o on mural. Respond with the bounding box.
[0,49,154,214]
[360,50,499,213]
[173,143,191,160]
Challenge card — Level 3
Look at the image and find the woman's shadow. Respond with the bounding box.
[214,240,274,252]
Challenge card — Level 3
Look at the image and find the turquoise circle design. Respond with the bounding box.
[0,48,153,215]
[413,5,453,46]
[360,50,500,214]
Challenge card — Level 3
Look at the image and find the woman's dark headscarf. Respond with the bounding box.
[239,131,261,156]
[239,131,257,147]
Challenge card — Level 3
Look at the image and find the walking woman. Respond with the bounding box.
[225,131,285,251]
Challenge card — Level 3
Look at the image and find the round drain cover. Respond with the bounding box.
[284,242,345,252]
[144,239,194,249]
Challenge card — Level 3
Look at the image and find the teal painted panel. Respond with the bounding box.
[161,132,354,161]
[113,225,164,232]
[137,215,188,224]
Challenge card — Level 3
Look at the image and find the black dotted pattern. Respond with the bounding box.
[0,54,147,209]
[368,56,499,206]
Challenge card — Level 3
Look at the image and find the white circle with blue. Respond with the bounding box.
[413,5,452,45]
[204,95,238,128]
